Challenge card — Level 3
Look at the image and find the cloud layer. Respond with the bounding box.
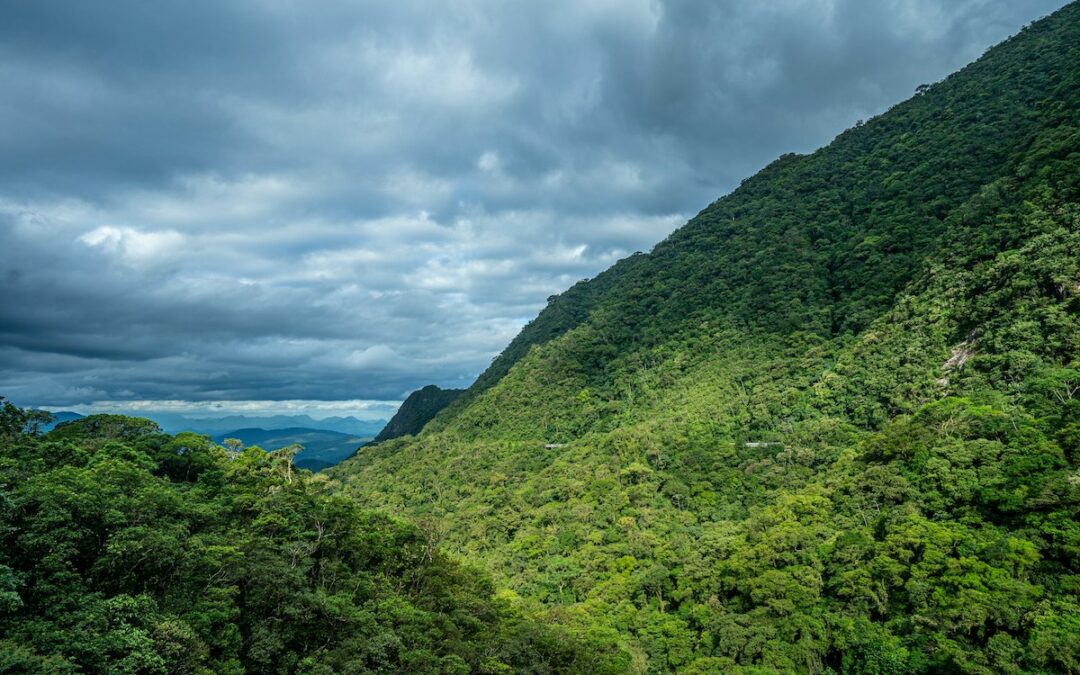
[0,0,1067,410]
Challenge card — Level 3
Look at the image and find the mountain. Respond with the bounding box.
[212,427,371,471]
[36,410,83,432]
[146,413,386,437]
[372,385,464,443]
[335,6,1080,674]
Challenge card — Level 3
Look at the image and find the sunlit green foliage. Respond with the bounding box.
[337,6,1080,673]
[0,407,629,673]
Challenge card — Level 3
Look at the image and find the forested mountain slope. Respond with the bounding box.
[335,5,1080,673]
[0,405,626,673]
[373,385,464,443]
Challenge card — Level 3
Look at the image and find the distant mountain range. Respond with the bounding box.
[38,411,85,432]
[372,385,463,443]
[211,427,372,471]
[152,413,386,437]
[40,410,386,438]
[38,411,383,470]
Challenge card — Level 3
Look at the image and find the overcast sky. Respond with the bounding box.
[0,0,1068,418]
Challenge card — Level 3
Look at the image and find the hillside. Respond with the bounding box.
[334,5,1080,673]
[0,404,627,672]
[373,385,464,443]
[212,427,370,471]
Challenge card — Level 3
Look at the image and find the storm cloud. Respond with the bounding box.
[0,0,1067,412]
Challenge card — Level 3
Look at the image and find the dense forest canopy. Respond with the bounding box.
[335,4,1080,673]
[3,3,1079,674]
[0,402,626,673]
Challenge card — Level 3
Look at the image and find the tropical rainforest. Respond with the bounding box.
[3,3,1080,673]
[0,404,624,673]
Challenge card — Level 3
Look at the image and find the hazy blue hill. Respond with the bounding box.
[212,426,371,471]
[36,410,83,432]
[150,413,386,437]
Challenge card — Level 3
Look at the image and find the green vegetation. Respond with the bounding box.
[4,4,1079,673]
[334,5,1080,673]
[0,405,626,673]
[373,386,464,444]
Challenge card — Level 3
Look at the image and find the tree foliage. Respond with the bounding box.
[5,4,1080,673]
[335,5,1080,673]
[0,405,628,673]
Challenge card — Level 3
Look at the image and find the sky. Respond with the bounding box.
[0,0,1069,419]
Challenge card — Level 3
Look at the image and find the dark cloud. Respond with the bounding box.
[0,0,1067,412]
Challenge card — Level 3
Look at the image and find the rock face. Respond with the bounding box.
[373,385,464,443]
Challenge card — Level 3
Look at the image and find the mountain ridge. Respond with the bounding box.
[135,413,385,437]
[372,385,464,443]
[335,5,1080,672]
[429,6,1077,432]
